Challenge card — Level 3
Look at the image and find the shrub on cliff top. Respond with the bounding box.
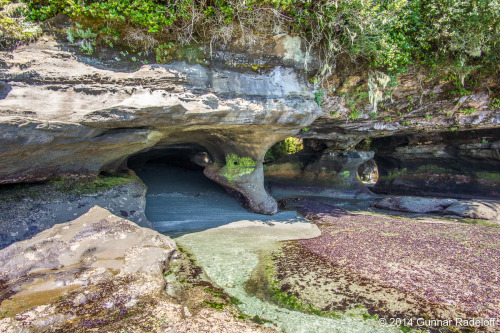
[17,0,500,81]
[0,1,41,46]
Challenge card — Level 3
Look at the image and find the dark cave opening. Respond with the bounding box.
[126,144,289,237]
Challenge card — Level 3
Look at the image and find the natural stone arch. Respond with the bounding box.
[357,159,379,185]
[123,127,294,215]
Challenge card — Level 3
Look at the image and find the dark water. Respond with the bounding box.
[135,165,301,237]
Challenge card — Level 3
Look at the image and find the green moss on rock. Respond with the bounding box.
[221,154,256,182]
[476,171,500,181]
[416,164,453,174]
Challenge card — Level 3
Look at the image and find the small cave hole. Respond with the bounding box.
[357,159,379,188]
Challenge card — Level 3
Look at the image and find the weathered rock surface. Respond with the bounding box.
[372,129,500,199]
[371,197,458,214]
[1,33,499,214]
[372,196,500,221]
[0,37,321,214]
[0,176,150,250]
[302,71,500,148]
[444,200,500,221]
[0,206,273,332]
[265,141,375,199]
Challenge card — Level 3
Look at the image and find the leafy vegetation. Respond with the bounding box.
[476,171,500,181]
[491,98,500,109]
[348,109,361,121]
[66,23,97,54]
[416,164,452,174]
[380,168,407,181]
[265,137,303,162]
[459,108,477,114]
[0,0,41,47]
[17,0,499,84]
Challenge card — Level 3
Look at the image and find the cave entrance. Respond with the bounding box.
[127,144,286,237]
[357,159,379,187]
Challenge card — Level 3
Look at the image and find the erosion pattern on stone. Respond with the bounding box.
[265,143,374,199]
[0,38,321,214]
[2,33,500,211]
[372,196,500,221]
[372,130,500,199]
[0,178,151,250]
[0,206,273,332]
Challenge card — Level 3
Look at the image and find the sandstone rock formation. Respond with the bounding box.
[265,142,374,199]
[0,206,274,332]
[372,129,500,199]
[0,176,150,250]
[0,37,320,214]
[1,31,500,215]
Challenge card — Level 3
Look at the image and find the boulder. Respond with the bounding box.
[444,201,500,221]
[371,196,458,213]
[0,206,272,332]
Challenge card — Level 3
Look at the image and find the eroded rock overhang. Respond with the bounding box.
[0,40,321,214]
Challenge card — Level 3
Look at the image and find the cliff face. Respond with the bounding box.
[1,33,499,215]
[0,37,320,214]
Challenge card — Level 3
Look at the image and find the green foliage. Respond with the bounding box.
[301,127,309,132]
[0,1,41,46]
[400,120,409,126]
[416,164,452,174]
[476,171,500,181]
[79,39,94,54]
[424,114,433,119]
[17,0,499,80]
[66,24,97,54]
[348,109,361,121]
[338,171,350,179]
[265,137,303,162]
[460,108,476,114]
[369,112,378,119]
[490,98,500,109]
[314,89,324,105]
[383,116,392,122]
[449,78,474,96]
[343,86,370,115]
[380,168,407,181]
[450,126,458,131]
[155,42,176,63]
